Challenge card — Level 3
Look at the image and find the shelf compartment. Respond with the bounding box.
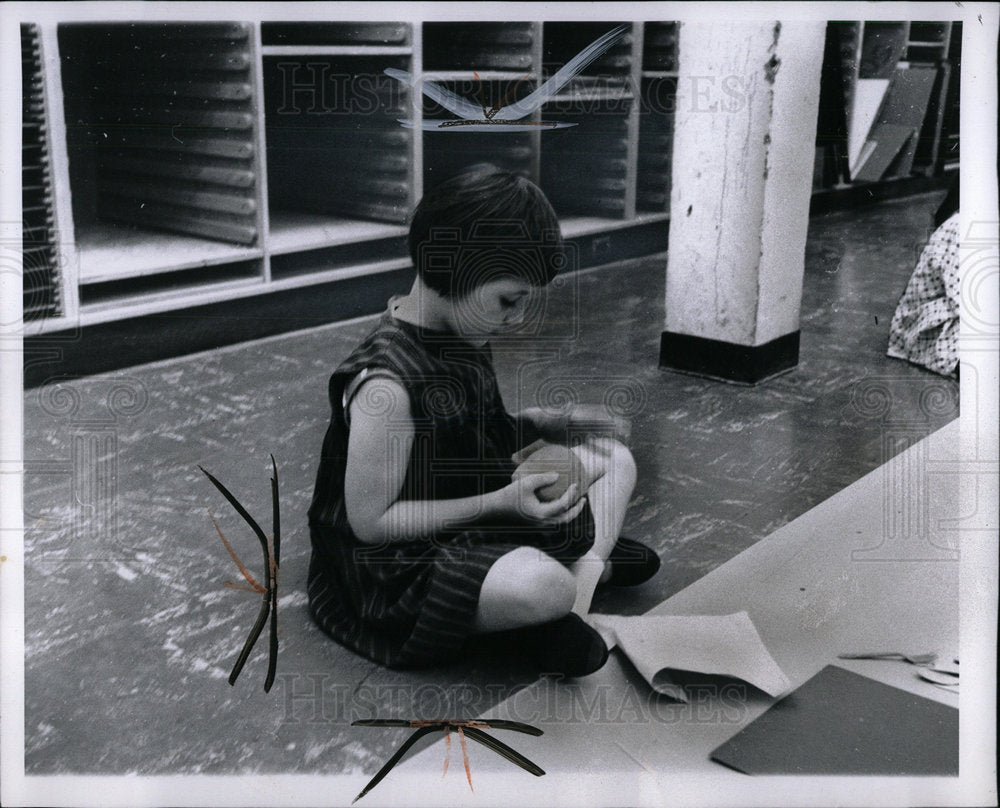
[858,22,909,79]
[541,75,632,113]
[269,235,409,281]
[835,21,863,118]
[423,22,535,72]
[546,87,633,105]
[261,22,410,47]
[540,101,631,218]
[79,258,263,308]
[58,22,260,248]
[902,43,952,61]
[268,211,407,256]
[105,22,251,42]
[75,223,263,284]
[21,23,61,321]
[420,77,538,189]
[910,62,950,174]
[642,22,678,72]
[261,46,412,57]
[423,130,536,189]
[543,94,631,118]
[636,77,676,213]
[76,222,262,283]
[264,54,412,225]
[905,22,951,62]
[543,22,633,76]
[559,211,669,239]
[938,23,961,169]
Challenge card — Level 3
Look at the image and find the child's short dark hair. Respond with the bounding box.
[408,163,565,298]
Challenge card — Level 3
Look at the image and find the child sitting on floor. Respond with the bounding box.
[307,164,659,677]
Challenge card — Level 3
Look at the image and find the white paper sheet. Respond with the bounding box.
[588,611,791,703]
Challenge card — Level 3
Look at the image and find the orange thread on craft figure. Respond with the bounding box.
[351,718,546,803]
[199,455,281,693]
[437,71,545,128]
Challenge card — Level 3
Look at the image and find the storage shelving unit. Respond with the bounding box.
[20,17,959,340]
[53,22,266,314]
[815,20,960,190]
[420,22,541,192]
[539,22,636,219]
[21,23,61,322]
[862,20,958,178]
[637,22,677,215]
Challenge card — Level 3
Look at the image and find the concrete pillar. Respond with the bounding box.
[661,21,825,384]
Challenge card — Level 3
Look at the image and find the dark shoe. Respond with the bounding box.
[606,536,660,586]
[519,613,609,677]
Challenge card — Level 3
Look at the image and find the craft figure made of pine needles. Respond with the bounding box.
[385,24,629,131]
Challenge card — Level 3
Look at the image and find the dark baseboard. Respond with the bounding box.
[573,217,672,269]
[24,220,671,389]
[659,330,801,385]
[809,173,953,216]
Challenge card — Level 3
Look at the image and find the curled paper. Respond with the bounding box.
[588,611,791,702]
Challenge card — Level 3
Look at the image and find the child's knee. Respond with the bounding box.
[505,547,576,622]
[575,437,637,488]
[608,438,637,485]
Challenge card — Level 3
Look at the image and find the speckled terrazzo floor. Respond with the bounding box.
[22,191,958,774]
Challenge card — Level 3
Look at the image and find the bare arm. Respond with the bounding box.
[344,377,585,545]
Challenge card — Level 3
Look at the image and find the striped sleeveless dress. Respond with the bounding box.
[307,302,595,668]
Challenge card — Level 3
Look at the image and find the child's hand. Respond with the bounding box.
[511,438,547,465]
[494,475,586,526]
